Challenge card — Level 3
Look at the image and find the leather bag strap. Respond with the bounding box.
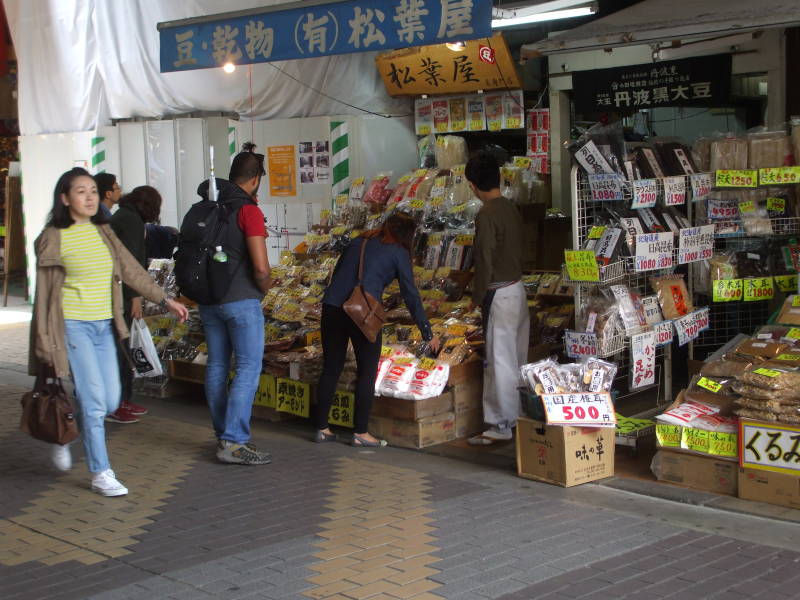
[357,238,368,284]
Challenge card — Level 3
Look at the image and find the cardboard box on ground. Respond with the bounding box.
[738,468,800,509]
[651,450,738,496]
[516,417,615,487]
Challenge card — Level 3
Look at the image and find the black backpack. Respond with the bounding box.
[174,183,247,305]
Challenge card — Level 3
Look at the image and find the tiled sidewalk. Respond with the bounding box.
[2,320,800,600]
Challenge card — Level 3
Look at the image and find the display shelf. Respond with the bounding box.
[704,217,800,238]
[691,296,773,360]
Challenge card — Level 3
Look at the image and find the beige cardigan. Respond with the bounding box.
[28,224,167,378]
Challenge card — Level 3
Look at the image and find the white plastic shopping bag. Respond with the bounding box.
[130,318,163,378]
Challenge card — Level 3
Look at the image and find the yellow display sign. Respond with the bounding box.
[738,200,755,214]
[786,328,800,340]
[587,226,606,240]
[743,277,774,302]
[254,374,277,409]
[793,296,800,307]
[655,423,681,448]
[329,390,354,428]
[267,145,297,197]
[682,427,710,453]
[759,166,800,185]
[377,34,521,96]
[513,157,532,168]
[776,353,800,361]
[775,274,798,293]
[564,250,600,282]
[712,279,742,302]
[715,169,757,188]
[767,197,786,213]
[753,368,781,378]
[276,378,310,418]
[708,431,737,458]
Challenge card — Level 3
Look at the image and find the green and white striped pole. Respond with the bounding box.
[330,120,350,206]
[91,136,106,173]
[228,126,236,164]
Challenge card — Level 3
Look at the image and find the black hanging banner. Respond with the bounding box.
[572,54,732,114]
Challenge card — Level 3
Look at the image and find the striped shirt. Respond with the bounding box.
[61,223,114,320]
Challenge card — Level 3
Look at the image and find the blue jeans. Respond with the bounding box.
[199,299,264,444]
[64,319,121,473]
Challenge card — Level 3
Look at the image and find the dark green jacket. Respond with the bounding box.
[110,204,146,304]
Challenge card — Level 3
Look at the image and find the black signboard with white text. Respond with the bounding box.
[572,54,732,114]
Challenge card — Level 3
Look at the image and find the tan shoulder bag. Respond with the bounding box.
[342,238,386,342]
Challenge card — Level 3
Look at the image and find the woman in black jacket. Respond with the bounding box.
[314,213,440,447]
[108,186,163,423]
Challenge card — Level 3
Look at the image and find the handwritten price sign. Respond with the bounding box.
[713,279,743,302]
[635,232,673,272]
[541,392,617,427]
[759,166,800,185]
[678,225,714,264]
[743,277,774,302]
[663,176,686,206]
[653,320,674,347]
[564,250,600,282]
[564,331,598,359]
[630,331,656,390]
[715,169,758,188]
[775,274,798,293]
[674,309,707,346]
[631,179,658,209]
[690,173,713,201]
[588,173,624,201]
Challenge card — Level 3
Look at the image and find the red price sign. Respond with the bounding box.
[541,393,616,427]
[743,278,774,302]
[632,179,658,209]
[564,331,598,358]
[675,311,700,346]
[587,173,624,201]
[715,169,758,188]
[664,176,686,206]
[690,173,713,201]
[653,320,673,347]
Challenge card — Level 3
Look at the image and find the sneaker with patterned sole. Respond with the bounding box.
[123,401,148,415]
[105,406,139,424]
[216,440,272,465]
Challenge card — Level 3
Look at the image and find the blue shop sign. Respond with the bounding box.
[159,0,493,72]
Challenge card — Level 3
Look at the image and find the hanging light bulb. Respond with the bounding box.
[446,41,466,51]
[223,62,236,74]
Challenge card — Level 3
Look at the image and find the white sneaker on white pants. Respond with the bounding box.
[482,281,530,430]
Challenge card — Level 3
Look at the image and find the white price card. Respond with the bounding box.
[675,311,701,346]
[652,320,674,347]
[678,225,714,264]
[631,179,658,209]
[564,331,598,359]
[635,232,673,272]
[690,173,713,201]
[740,420,800,475]
[693,307,710,333]
[630,331,656,390]
[541,392,617,428]
[707,198,739,220]
[588,173,624,201]
[664,176,686,206]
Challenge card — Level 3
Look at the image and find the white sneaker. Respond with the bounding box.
[91,469,128,497]
[51,443,72,471]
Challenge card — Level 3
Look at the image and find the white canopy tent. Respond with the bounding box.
[3,0,410,135]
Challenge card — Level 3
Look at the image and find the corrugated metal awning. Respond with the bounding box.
[521,0,800,56]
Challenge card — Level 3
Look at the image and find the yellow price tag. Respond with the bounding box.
[514,157,532,168]
[430,195,445,207]
[452,165,465,176]
[615,414,654,434]
[417,125,431,136]
[767,197,786,213]
[682,427,710,453]
[470,119,484,131]
[564,250,600,282]
[775,275,797,293]
[331,226,348,235]
[319,209,331,222]
[381,346,394,358]
[488,120,501,132]
[449,203,467,214]
[455,234,474,246]
[776,353,800,361]
[275,378,310,417]
[446,323,470,336]
[753,368,781,378]
[697,377,722,393]
[506,117,521,129]
[329,390,355,428]
[352,177,365,186]
[738,200,755,214]
[793,296,800,307]
[418,357,437,370]
[450,120,466,131]
[712,279,742,302]
[397,174,412,184]
[414,169,428,177]
[587,226,606,240]
[410,199,424,209]
[435,122,449,133]
[708,431,737,458]
[655,423,682,448]
[743,277,774,302]
[759,166,800,185]
[786,328,800,340]
[715,169,758,188]
[335,193,349,206]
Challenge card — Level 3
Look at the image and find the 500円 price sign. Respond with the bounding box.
[541,393,616,427]
[739,419,800,475]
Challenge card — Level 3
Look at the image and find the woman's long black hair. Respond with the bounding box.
[47,167,109,229]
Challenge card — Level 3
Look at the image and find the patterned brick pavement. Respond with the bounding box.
[2,320,800,600]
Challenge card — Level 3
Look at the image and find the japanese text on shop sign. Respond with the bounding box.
[571,54,731,113]
[541,393,616,427]
[564,331,598,359]
[678,225,714,264]
[276,378,310,418]
[159,0,493,71]
[740,420,800,476]
[630,331,656,390]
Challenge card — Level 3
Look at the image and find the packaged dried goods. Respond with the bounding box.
[741,365,800,390]
[747,130,793,169]
[656,399,720,426]
[735,339,787,359]
[651,274,693,319]
[710,136,747,171]
[582,358,618,392]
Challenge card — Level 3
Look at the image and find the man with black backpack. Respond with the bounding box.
[175,144,272,465]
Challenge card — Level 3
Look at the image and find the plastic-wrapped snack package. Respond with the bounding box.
[710,136,748,170]
[554,363,585,393]
[446,164,473,207]
[651,274,694,319]
[735,338,788,359]
[363,173,393,205]
[374,357,393,394]
[418,134,436,168]
[684,374,738,413]
[399,360,450,399]
[656,399,720,426]
[641,295,663,326]
[667,207,691,230]
[691,413,739,433]
[692,136,712,172]
[571,121,627,176]
[652,138,697,175]
[434,135,468,169]
[735,250,769,278]
[521,358,564,395]
[582,358,618,392]
[630,143,666,179]
[708,251,737,284]
[378,359,419,397]
[747,130,794,168]
[607,285,646,335]
[741,364,800,391]
[700,354,753,378]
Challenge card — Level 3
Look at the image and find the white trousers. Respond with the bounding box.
[482,281,530,429]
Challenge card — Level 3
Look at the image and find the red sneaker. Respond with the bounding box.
[123,400,148,416]
[105,406,140,424]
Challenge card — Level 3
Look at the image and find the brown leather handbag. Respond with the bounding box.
[342,238,386,343]
[20,374,80,446]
